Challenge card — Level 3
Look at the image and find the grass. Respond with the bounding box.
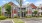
[14,18,24,23]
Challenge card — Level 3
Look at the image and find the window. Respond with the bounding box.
[32,9,35,12]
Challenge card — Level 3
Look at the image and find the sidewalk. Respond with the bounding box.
[20,17,42,23]
[0,19,14,23]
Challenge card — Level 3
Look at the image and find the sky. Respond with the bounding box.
[0,0,42,6]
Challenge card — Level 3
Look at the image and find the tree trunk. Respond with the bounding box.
[20,6,22,18]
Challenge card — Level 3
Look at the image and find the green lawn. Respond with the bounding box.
[14,18,24,23]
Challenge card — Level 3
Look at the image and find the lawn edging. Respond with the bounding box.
[12,20,15,23]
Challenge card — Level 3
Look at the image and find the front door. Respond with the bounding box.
[18,8,26,17]
[21,12,24,17]
[41,12,42,15]
[21,11,26,17]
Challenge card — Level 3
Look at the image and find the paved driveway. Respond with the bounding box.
[21,18,42,23]
[0,20,13,23]
[25,20,42,23]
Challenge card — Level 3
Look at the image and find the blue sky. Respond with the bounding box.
[0,0,42,6]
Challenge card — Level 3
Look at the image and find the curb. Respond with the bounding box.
[12,20,15,23]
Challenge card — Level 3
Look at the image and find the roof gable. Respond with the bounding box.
[30,3,37,9]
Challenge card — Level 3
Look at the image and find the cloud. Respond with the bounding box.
[35,0,42,6]
[23,0,26,2]
[2,1,6,3]
[35,2,42,6]
[26,2,29,3]
[23,2,29,5]
[2,1,8,3]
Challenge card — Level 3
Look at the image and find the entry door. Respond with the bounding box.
[41,12,42,15]
[21,12,26,17]
[21,12,23,17]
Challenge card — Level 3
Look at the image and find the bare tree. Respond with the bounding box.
[11,0,23,18]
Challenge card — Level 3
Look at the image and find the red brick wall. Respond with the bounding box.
[12,10,17,14]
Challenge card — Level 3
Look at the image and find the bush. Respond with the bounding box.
[14,15,17,18]
[39,15,42,17]
[14,14,19,18]
[25,15,32,18]
[0,16,6,20]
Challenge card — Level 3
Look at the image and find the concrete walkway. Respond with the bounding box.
[25,20,42,23]
[21,18,42,23]
[0,20,14,23]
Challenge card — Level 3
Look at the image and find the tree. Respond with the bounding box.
[34,10,38,17]
[15,0,23,18]
[5,4,11,18]
[0,6,2,16]
[11,0,23,18]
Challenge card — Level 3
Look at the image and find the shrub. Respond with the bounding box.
[39,15,42,17]
[14,14,17,18]
[14,14,19,18]
[34,10,38,16]
[0,16,6,20]
[25,15,32,18]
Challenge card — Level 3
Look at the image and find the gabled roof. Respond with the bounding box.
[30,3,37,9]
[8,2,16,6]
[2,2,19,8]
